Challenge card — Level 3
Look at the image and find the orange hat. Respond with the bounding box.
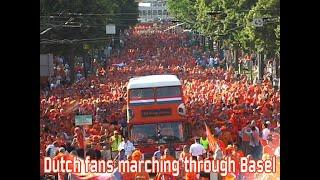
[131,150,142,161]
[225,173,236,180]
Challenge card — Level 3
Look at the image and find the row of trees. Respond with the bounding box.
[167,0,280,79]
[40,0,139,81]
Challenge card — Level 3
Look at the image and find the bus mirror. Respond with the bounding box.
[127,109,134,120]
[177,103,186,116]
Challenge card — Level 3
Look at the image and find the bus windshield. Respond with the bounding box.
[131,124,157,144]
[130,88,154,99]
[156,86,181,98]
[131,122,184,145]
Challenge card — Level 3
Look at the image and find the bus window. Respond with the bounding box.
[158,122,184,143]
[131,124,157,145]
[156,86,181,98]
[130,88,154,99]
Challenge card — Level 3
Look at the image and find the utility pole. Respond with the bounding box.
[249,59,253,84]
[257,52,264,82]
[234,47,239,73]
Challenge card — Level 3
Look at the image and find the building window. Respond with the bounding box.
[148,10,152,16]
[142,10,147,16]
[153,10,157,15]
[139,10,142,16]
[163,10,167,16]
[158,10,162,16]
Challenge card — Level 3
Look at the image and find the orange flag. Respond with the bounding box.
[205,122,217,153]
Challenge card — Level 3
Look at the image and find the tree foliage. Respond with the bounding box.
[167,0,280,58]
[40,0,139,55]
[167,0,197,27]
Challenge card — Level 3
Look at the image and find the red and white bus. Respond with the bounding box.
[127,75,190,159]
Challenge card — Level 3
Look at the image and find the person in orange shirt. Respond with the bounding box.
[74,127,85,159]
[155,148,176,180]
[263,144,273,155]
[220,126,233,146]
[241,121,251,156]
[40,151,45,179]
[225,145,234,157]
[179,145,189,161]
[178,145,190,179]
[126,149,150,180]
[260,139,268,147]
[242,155,256,180]
[52,147,72,180]
[225,173,237,180]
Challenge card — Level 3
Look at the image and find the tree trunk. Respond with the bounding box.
[69,47,76,83]
[235,48,239,72]
[275,58,280,78]
[83,53,88,78]
[249,60,253,84]
[202,35,206,50]
[257,53,264,81]
[208,38,213,51]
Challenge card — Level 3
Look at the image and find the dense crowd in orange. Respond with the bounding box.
[40,23,280,179]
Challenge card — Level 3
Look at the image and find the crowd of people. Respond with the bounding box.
[40,22,280,180]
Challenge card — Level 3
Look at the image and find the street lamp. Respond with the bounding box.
[207,11,224,16]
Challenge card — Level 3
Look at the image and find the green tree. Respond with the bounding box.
[40,0,139,80]
[240,0,279,57]
[167,0,279,60]
[167,0,197,26]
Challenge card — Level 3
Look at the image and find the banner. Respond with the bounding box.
[204,122,217,153]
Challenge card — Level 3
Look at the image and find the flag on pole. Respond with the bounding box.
[204,122,218,152]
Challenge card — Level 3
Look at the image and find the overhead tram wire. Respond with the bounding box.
[40,37,123,44]
[40,12,140,19]
[44,12,139,16]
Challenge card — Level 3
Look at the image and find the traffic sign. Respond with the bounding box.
[106,24,116,34]
[75,115,93,126]
[252,18,263,27]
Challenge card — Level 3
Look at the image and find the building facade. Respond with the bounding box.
[138,0,173,22]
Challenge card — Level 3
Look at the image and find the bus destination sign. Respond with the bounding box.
[141,108,172,117]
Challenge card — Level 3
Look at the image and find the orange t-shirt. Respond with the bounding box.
[134,171,150,180]
[220,131,233,146]
[154,155,177,180]
[217,139,226,153]
[185,171,197,180]
[40,157,44,176]
[53,153,74,179]
[263,145,273,155]
[76,133,84,149]
[121,172,135,180]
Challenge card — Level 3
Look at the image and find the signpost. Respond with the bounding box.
[75,115,93,126]
[252,18,264,27]
[75,115,93,159]
[106,24,116,35]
